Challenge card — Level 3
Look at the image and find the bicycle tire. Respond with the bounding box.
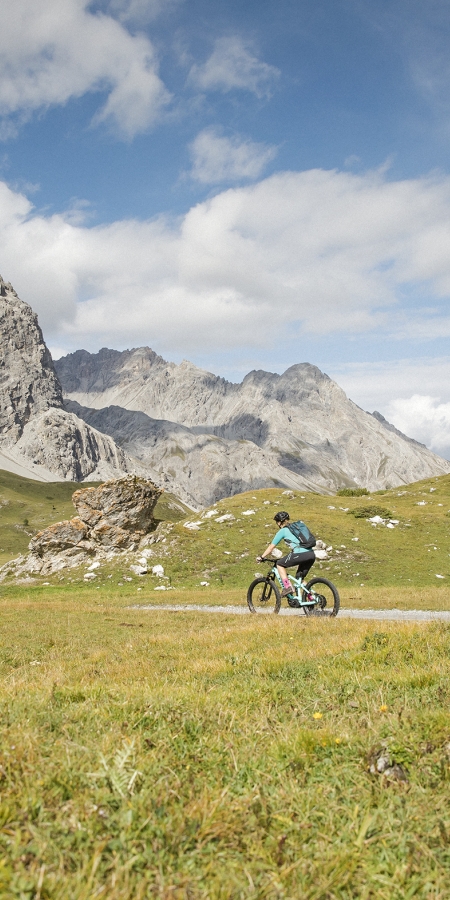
[303,577,340,617]
[247,577,281,614]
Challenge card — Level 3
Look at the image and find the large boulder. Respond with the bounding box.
[73,475,161,537]
[30,516,90,555]
[26,476,162,572]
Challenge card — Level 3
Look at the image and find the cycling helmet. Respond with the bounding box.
[274,510,290,525]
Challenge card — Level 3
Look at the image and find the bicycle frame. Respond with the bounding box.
[267,563,318,608]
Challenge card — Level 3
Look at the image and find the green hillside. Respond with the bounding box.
[1,468,450,601]
[155,473,450,592]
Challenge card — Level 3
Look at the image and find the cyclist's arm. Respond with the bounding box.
[256,529,286,562]
[256,543,276,562]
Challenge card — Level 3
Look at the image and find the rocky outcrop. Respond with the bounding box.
[56,347,450,504]
[0,276,62,442]
[10,476,162,575]
[71,475,161,543]
[0,279,143,482]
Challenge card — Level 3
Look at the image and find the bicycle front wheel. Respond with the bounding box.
[247,578,281,614]
[304,577,340,617]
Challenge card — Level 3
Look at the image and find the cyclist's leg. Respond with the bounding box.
[277,551,311,593]
[276,563,289,582]
[295,550,316,581]
[278,550,315,579]
[277,552,308,606]
[276,553,296,592]
[277,551,316,593]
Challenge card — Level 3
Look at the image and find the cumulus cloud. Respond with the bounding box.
[331,358,450,411]
[389,396,450,459]
[188,36,280,98]
[189,128,277,184]
[2,167,450,358]
[330,357,450,460]
[0,0,170,138]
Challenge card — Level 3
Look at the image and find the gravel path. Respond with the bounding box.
[130,604,450,622]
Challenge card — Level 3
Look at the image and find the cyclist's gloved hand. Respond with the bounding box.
[256,556,264,562]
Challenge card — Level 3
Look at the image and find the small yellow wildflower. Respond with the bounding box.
[335,738,341,745]
[313,712,323,720]
[379,704,388,712]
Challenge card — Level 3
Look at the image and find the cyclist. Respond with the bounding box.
[256,510,315,597]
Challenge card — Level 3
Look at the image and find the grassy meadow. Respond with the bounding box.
[1,593,450,898]
[1,470,450,896]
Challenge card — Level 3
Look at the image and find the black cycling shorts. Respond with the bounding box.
[276,549,315,577]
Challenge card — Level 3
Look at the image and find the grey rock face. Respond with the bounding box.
[0,280,143,482]
[65,400,296,507]
[56,347,450,504]
[0,276,62,442]
[13,407,142,482]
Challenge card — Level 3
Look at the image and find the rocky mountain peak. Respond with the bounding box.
[0,279,145,483]
[0,275,63,443]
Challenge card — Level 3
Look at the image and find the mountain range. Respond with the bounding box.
[1,277,449,507]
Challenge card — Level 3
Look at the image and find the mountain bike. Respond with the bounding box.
[247,560,340,616]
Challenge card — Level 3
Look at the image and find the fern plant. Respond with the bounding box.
[90,740,142,797]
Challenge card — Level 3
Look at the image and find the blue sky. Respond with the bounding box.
[1,0,450,456]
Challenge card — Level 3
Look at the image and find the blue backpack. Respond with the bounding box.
[287,520,316,549]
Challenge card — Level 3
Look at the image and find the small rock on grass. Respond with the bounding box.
[368,748,409,783]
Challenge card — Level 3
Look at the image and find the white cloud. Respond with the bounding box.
[330,358,450,411]
[189,128,277,184]
[329,357,450,460]
[188,36,280,98]
[2,167,450,359]
[0,0,170,138]
[389,396,450,459]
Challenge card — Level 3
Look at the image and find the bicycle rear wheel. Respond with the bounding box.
[247,578,281,614]
[304,577,340,617]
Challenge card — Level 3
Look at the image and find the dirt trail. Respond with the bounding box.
[131,604,450,621]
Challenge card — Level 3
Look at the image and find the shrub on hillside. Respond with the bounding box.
[337,488,369,497]
[347,505,393,519]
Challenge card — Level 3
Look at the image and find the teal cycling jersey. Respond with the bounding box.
[272,526,311,554]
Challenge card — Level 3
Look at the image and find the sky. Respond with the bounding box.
[1,0,450,457]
